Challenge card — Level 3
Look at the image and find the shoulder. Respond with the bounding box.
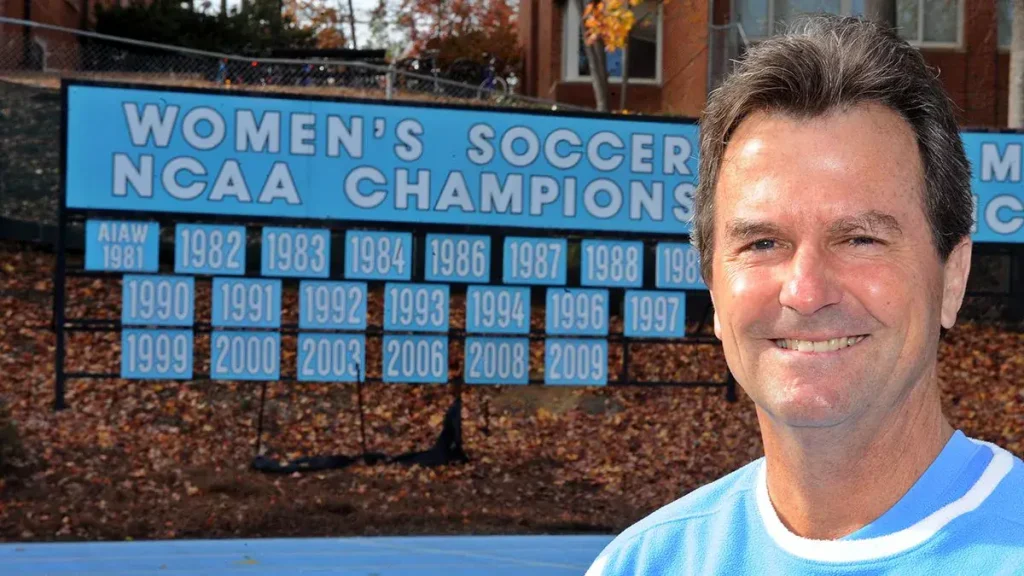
[584,458,763,576]
[975,439,1024,527]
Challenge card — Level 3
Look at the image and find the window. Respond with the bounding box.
[895,0,962,47]
[736,0,962,48]
[998,0,1012,49]
[563,0,663,83]
[736,0,865,39]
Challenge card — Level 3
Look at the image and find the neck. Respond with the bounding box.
[758,372,954,540]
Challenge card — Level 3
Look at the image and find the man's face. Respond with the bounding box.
[708,103,971,429]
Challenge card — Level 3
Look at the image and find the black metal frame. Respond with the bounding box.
[51,79,736,461]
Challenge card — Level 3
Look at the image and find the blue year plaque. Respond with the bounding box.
[121,274,194,327]
[544,338,608,386]
[502,237,567,285]
[210,330,281,381]
[464,337,530,385]
[344,230,412,280]
[624,290,687,338]
[298,280,367,330]
[211,277,282,328]
[424,234,491,283]
[545,288,609,336]
[261,226,331,278]
[382,335,448,383]
[120,329,193,379]
[384,283,450,332]
[174,223,246,275]
[580,239,643,287]
[655,242,707,290]
[297,333,366,382]
[85,220,159,272]
[465,285,530,334]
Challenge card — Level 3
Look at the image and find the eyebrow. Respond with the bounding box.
[827,211,903,238]
[723,210,903,243]
[723,219,785,243]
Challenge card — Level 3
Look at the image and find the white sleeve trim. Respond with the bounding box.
[755,440,1014,563]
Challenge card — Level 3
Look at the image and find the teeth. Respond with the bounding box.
[776,336,865,352]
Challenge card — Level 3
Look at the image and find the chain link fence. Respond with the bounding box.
[0,17,591,238]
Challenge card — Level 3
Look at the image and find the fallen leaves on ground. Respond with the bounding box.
[0,242,1021,542]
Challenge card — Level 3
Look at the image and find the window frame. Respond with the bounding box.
[998,0,1012,52]
[735,0,964,50]
[738,0,862,40]
[899,0,964,50]
[562,0,664,85]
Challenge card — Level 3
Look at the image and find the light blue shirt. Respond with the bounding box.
[586,431,1024,575]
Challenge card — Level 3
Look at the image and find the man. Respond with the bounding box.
[586,14,1024,576]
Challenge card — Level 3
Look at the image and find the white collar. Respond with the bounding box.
[755,439,1014,563]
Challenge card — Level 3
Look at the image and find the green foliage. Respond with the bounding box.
[92,0,317,55]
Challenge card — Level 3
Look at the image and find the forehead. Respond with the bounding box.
[714,103,927,231]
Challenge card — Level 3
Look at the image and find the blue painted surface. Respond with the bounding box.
[382,335,449,383]
[544,339,609,386]
[296,333,366,382]
[65,84,699,235]
[0,535,613,575]
[545,288,610,336]
[119,329,194,380]
[502,237,567,285]
[579,240,643,288]
[84,220,160,272]
[424,234,491,284]
[260,226,331,279]
[174,224,247,276]
[464,286,530,335]
[464,337,531,385]
[209,331,281,381]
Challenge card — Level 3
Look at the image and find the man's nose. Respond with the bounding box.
[778,244,842,316]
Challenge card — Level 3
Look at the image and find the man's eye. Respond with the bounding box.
[750,239,776,251]
[849,236,878,246]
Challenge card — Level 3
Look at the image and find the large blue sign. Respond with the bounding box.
[67,84,1024,244]
[965,133,1024,243]
[64,84,699,235]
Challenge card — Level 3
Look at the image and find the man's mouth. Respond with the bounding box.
[773,335,868,352]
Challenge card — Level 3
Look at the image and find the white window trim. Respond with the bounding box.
[563,0,664,85]
[901,0,965,50]
[32,36,48,71]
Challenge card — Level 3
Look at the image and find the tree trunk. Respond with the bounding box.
[619,40,629,111]
[863,0,896,27]
[221,0,227,14]
[574,0,609,112]
[1011,0,1024,127]
[347,0,358,48]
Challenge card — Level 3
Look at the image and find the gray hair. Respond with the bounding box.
[692,14,972,282]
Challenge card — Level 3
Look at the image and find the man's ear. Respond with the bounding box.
[940,237,972,330]
[706,278,723,340]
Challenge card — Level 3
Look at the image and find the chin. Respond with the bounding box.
[755,378,857,428]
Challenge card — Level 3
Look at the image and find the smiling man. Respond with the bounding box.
[586,14,1024,576]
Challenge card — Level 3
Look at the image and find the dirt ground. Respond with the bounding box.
[0,241,1021,542]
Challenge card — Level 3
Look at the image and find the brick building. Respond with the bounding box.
[518,0,1017,128]
[0,0,120,70]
